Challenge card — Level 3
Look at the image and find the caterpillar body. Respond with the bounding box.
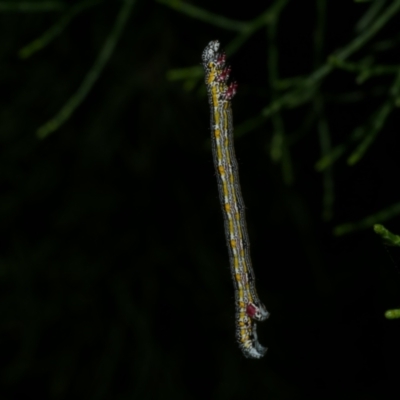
[202,40,269,359]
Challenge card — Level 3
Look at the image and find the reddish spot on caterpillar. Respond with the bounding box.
[217,66,231,82]
[216,52,226,67]
[225,82,238,100]
[246,303,257,318]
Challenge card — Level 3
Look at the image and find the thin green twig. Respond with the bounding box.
[266,0,292,184]
[355,0,387,32]
[235,115,266,138]
[157,0,248,32]
[165,0,288,86]
[372,31,400,52]
[0,1,65,11]
[385,308,400,319]
[166,66,203,81]
[375,223,400,319]
[347,102,393,165]
[267,6,281,161]
[286,108,318,146]
[347,70,400,165]
[315,130,362,171]
[314,0,334,221]
[316,102,334,221]
[316,70,400,171]
[329,56,399,83]
[166,66,203,91]
[373,224,400,246]
[37,0,136,139]
[225,0,288,56]
[261,0,400,117]
[334,202,400,236]
[19,0,102,59]
[336,0,400,60]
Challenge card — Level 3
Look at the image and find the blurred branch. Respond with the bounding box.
[164,0,289,85]
[385,308,400,319]
[19,0,102,59]
[261,0,400,118]
[334,202,400,236]
[314,0,334,221]
[346,101,393,165]
[374,227,400,320]
[347,71,400,165]
[235,115,266,138]
[371,31,400,52]
[355,0,387,32]
[36,0,136,139]
[166,66,203,81]
[157,0,248,32]
[316,70,400,171]
[166,66,203,91]
[373,224,400,246]
[329,56,399,84]
[315,125,365,171]
[0,1,65,11]
[316,101,334,221]
[225,0,288,56]
[267,0,292,185]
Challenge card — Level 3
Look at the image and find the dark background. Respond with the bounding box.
[1,0,400,399]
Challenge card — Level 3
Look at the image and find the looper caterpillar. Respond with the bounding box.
[202,40,269,359]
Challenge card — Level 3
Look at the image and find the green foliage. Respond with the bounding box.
[385,308,400,319]
[373,224,400,247]
[36,0,136,138]
[373,225,400,320]
[334,203,400,236]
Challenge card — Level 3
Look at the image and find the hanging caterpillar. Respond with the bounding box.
[202,40,269,359]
